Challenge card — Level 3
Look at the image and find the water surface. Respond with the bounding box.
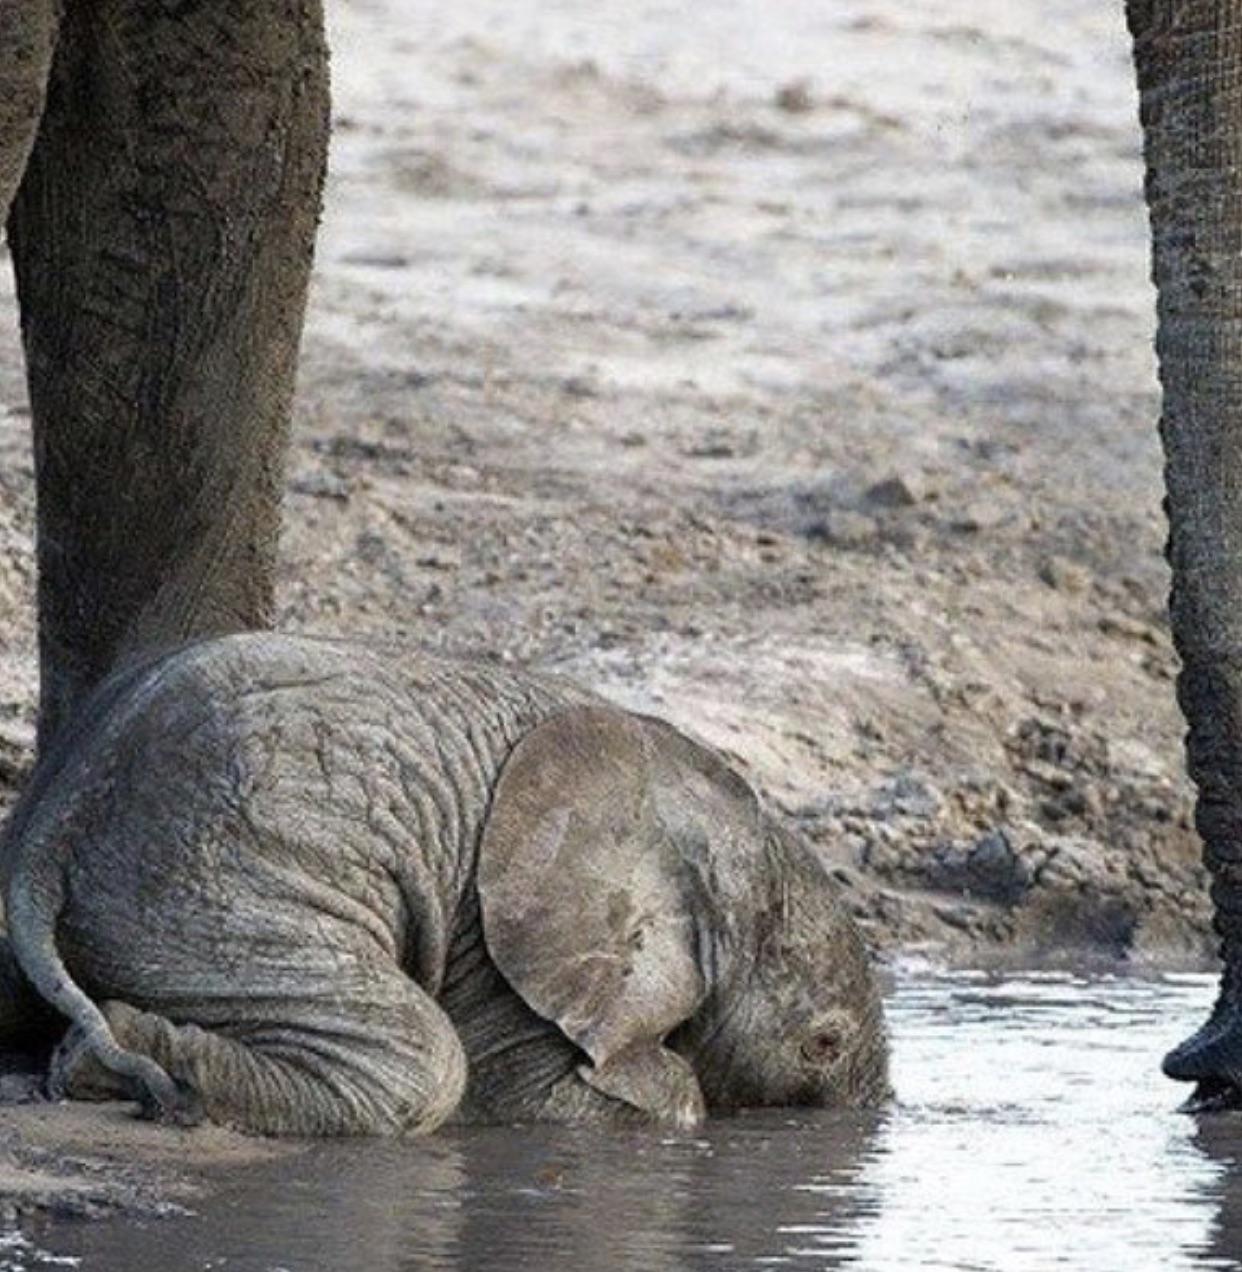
[9,968,1242,1271]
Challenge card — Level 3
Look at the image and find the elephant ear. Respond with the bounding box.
[478,706,764,1123]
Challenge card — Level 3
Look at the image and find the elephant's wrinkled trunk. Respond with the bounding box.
[1128,0,1242,1093]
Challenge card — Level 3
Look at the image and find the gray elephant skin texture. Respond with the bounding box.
[0,632,889,1137]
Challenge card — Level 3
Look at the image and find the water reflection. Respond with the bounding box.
[30,1112,882,1270]
[1190,1115,1242,1270]
[16,969,1242,1271]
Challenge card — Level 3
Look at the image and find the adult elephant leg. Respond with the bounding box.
[7,0,330,752]
[0,2,57,1063]
[1127,2,1242,1101]
[0,2,56,220]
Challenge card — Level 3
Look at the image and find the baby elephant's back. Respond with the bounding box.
[54,632,572,1019]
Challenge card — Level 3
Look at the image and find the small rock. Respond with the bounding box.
[968,830,1033,903]
[864,474,924,509]
[932,901,979,932]
[871,770,943,820]
[1038,555,1091,593]
[1019,758,1075,791]
[562,375,599,399]
[290,471,350,501]
[685,433,737,459]
[923,829,1033,905]
[340,251,410,270]
[414,550,460,571]
[1034,833,1116,891]
[774,79,815,114]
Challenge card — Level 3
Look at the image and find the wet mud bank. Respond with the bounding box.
[0,1098,299,1224]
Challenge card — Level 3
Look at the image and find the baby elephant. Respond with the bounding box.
[0,633,888,1135]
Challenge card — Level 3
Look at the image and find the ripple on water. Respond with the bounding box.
[10,969,1242,1272]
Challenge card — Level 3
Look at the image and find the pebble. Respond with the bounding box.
[561,375,599,399]
[774,79,815,114]
[864,474,924,508]
[289,472,350,502]
[954,829,1032,904]
[870,770,943,819]
[1037,555,1091,593]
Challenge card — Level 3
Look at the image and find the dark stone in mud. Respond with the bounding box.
[774,79,816,114]
[864,475,924,509]
[926,830,1033,906]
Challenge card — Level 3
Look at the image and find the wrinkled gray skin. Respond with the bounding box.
[1,0,327,753]
[1127,2,1242,1108]
[0,2,888,1134]
[0,633,888,1135]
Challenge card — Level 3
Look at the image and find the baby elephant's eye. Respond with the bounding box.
[800,1031,840,1064]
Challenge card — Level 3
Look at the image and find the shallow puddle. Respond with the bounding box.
[8,968,1241,1270]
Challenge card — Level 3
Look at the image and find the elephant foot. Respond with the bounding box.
[1163,977,1242,1110]
[48,1000,204,1127]
[1179,1077,1242,1114]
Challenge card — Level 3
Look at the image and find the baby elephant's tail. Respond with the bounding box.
[6,861,189,1121]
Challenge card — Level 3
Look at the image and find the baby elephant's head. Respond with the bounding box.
[674,822,890,1110]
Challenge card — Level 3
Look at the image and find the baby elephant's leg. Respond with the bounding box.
[57,973,466,1137]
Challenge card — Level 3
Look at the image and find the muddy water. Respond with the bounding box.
[8,969,1242,1271]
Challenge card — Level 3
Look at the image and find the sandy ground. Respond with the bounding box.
[0,0,1222,1220]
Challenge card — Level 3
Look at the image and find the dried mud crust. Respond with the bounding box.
[0,0,1215,991]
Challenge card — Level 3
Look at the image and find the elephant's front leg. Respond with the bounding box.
[1127,1,1242,1101]
[7,0,330,751]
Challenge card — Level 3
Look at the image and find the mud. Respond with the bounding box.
[0,1092,298,1223]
